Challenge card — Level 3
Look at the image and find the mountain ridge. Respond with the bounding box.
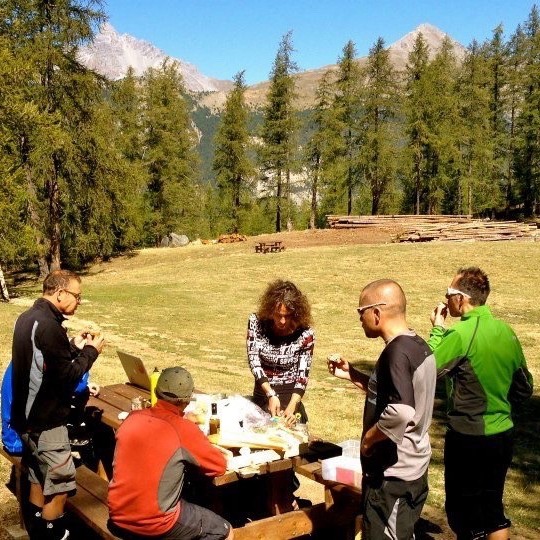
[79,22,466,109]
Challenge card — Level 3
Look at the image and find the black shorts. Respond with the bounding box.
[444,429,513,539]
[362,472,428,540]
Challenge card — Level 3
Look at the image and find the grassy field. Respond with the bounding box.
[1,238,539,537]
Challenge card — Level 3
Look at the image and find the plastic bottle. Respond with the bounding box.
[150,367,160,406]
[209,402,220,435]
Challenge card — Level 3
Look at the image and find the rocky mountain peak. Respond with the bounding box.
[388,23,466,62]
[78,23,232,93]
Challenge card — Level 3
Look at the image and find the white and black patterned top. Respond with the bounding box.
[246,313,315,410]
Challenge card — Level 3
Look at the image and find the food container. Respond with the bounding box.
[321,455,362,488]
[321,438,362,488]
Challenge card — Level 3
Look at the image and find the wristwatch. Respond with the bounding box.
[266,388,278,399]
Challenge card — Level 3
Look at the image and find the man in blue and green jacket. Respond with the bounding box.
[429,266,533,540]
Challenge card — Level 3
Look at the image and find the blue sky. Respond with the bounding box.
[103,0,538,85]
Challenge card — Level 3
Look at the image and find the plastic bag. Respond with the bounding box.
[219,394,272,432]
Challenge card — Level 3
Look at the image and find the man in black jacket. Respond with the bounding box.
[11,270,104,540]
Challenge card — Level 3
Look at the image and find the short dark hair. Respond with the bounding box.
[455,267,490,305]
[43,270,81,295]
[257,280,312,330]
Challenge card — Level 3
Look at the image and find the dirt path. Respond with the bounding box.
[246,226,397,249]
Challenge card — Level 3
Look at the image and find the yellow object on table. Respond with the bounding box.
[150,367,160,406]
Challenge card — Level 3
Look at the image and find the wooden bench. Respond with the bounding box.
[254,241,285,254]
[1,445,120,539]
[2,445,362,540]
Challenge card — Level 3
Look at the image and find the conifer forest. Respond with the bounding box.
[1,1,540,273]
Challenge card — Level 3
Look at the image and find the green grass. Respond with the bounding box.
[1,239,539,535]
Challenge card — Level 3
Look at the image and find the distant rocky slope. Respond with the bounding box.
[200,23,467,110]
[78,23,232,93]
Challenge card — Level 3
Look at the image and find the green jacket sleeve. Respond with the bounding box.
[508,333,534,405]
[428,325,466,374]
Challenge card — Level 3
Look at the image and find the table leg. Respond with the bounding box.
[266,469,295,515]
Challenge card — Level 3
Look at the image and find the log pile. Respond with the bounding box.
[325,214,538,242]
[395,220,539,243]
[218,233,248,243]
[327,214,473,229]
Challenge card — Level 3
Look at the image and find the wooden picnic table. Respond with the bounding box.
[86,383,363,538]
[254,240,285,253]
[2,383,361,539]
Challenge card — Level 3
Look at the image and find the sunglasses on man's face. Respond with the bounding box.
[445,287,470,299]
[356,302,386,316]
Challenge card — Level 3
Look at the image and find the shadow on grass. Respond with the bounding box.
[3,269,41,299]
[3,250,141,292]
[509,393,540,523]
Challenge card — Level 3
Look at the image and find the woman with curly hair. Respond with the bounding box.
[246,279,315,426]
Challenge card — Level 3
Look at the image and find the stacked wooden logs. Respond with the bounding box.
[395,220,538,242]
[217,233,248,243]
[326,214,473,229]
[326,214,538,242]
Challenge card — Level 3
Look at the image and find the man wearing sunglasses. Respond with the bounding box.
[429,267,533,540]
[10,270,105,540]
[328,279,436,540]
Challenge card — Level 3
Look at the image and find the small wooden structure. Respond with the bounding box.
[255,241,286,253]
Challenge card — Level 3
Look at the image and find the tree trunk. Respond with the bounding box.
[414,150,421,215]
[233,175,240,233]
[48,155,62,271]
[285,168,293,231]
[275,170,282,232]
[310,158,319,230]
[0,264,10,302]
[24,154,49,277]
[347,165,353,216]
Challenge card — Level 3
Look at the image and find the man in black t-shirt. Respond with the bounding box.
[328,279,436,540]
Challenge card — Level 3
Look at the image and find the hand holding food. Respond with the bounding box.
[327,353,351,381]
[431,302,448,327]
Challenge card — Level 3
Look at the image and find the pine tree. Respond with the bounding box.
[515,6,540,216]
[506,24,527,212]
[259,31,299,232]
[403,33,431,214]
[404,35,461,214]
[359,37,401,214]
[304,71,338,228]
[213,71,254,233]
[426,37,462,214]
[456,40,499,215]
[142,60,201,242]
[0,34,44,270]
[107,68,149,249]
[0,0,110,272]
[332,40,363,215]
